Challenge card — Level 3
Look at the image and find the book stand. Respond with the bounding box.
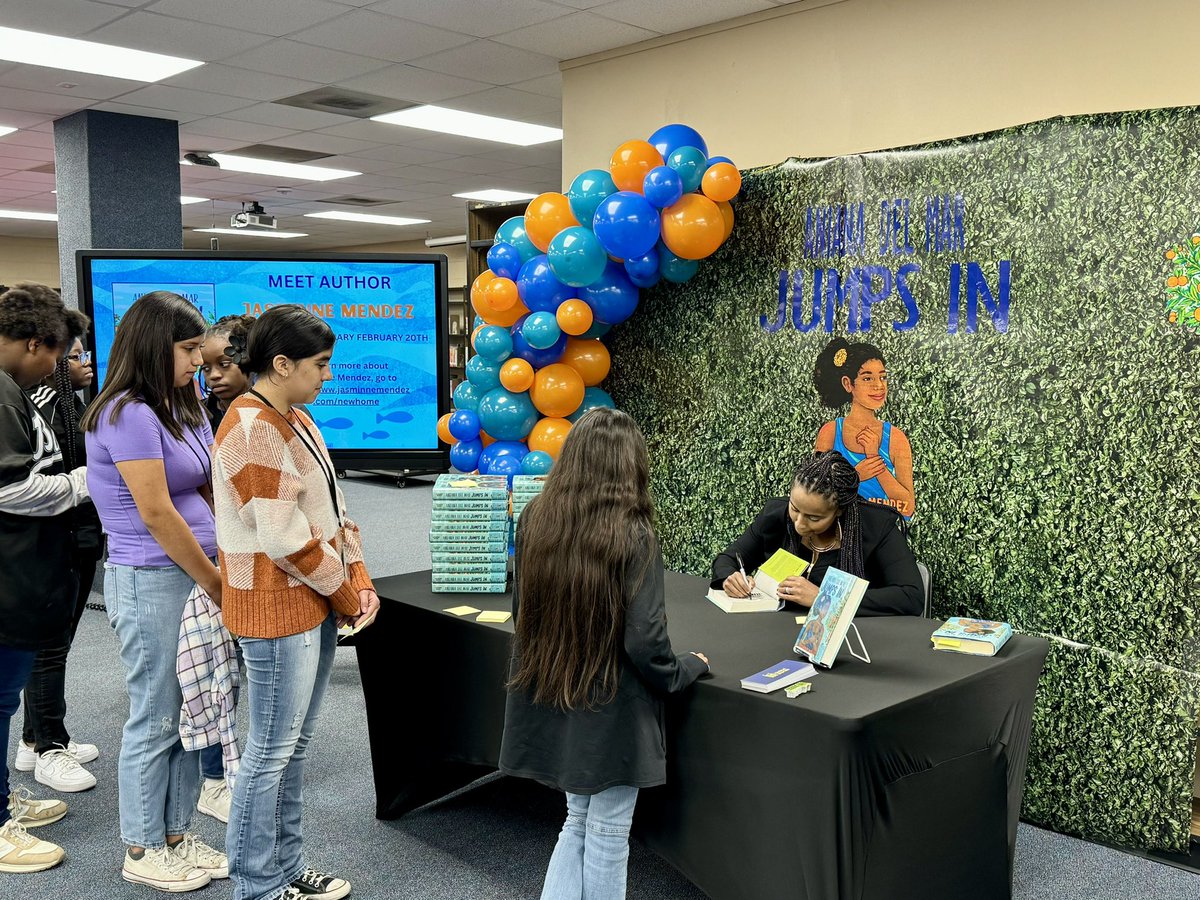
[846,622,872,664]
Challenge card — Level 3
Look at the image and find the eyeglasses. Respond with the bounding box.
[67,351,91,364]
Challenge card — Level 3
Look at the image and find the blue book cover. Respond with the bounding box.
[931,618,1013,656]
[793,567,868,668]
[739,659,817,693]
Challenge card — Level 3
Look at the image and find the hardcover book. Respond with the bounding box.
[793,567,868,668]
[931,618,1013,656]
[706,587,782,614]
[740,659,818,693]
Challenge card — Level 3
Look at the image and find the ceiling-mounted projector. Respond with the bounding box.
[231,201,276,230]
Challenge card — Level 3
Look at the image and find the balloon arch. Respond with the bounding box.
[436,123,741,477]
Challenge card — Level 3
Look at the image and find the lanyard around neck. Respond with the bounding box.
[248,389,341,528]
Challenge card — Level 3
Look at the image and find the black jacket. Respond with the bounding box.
[28,384,102,551]
[500,539,708,795]
[711,499,924,617]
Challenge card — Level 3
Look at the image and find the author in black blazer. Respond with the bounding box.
[712,451,923,617]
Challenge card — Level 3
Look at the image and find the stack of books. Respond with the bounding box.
[429,474,510,593]
[510,475,547,528]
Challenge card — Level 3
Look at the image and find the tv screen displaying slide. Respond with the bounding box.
[77,250,449,472]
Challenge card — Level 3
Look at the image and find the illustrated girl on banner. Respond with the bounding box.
[813,339,915,519]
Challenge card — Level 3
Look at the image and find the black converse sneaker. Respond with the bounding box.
[290,867,351,899]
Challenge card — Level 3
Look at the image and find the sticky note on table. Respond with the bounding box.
[795,615,807,625]
[444,605,481,616]
[476,610,512,624]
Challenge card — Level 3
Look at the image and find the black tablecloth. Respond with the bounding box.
[356,569,1047,900]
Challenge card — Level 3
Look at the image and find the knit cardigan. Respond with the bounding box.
[212,393,373,638]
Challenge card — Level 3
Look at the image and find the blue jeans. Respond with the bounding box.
[228,615,336,900]
[541,785,639,900]
[105,562,202,848]
[0,644,37,827]
[200,744,224,780]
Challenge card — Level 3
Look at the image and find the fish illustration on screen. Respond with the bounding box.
[362,430,389,440]
[376,410,413,424]
[315,417,354,430]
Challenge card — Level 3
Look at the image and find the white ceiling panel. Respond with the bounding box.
[0,67,146,102]
[1,88,100,116]
[220,38,393,82]
[176,133,247,152]
[471,142,562,167]
[289,11,473,63]
[408,39,559,85]
[337,63,492,102]
[448,85,561,124]
[84,12,275,61]
[221,102,354,131]
[145,0,345,37]
[551,0,613,8]
[0,110,54,130]
[0,0,128,36]
[509,73,561,98]
[313,118,415,142]
[90,101,204,123]
[347,143,457,165]
[377,163,463,184]
[160,65,323,103]
[402,130,538,157]
[0,130,54,149]
[1,169,55,185]
[181,116,303,143]
[269,132,382,156]
[431,155,525,176]
[0,143,54,163]
[594,0,773,33]
[366,0,570,39]
[116,84,257,117]
[492,11,656,59]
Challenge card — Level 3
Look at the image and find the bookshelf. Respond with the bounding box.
[447,284,467,399]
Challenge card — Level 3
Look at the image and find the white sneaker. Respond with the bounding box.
[170,833,228,879]
[17,740,99,772]
[196,777,231,824]
[123,845,210,892]
[34,748,96,793]
[0,819,65,873]
[6,785,68,828]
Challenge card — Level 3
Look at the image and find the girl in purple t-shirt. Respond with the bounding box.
[81,291,226,892]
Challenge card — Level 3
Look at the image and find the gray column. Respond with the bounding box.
[54,110,182,309]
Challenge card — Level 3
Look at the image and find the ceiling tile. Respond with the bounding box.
[447,86,560,124]
[90,101,204,123]
[0,144,54,163]
[0,130,54,149]
[0,67,145,102]
[0,88,95,116]
[408,40,559,85]
[0,111,55,130]
[337,64,492,103]
[159,64,323,103]
[220,39,394,82]
[404,131,546,157]
[0,0,128,36]
[593,0,771,33]
[177,133,246,152]
[268,132,382,156]
[221,102,353,131]
[314,118,413,142]
[509,73,561,98]
[492,11,656,58]
[85,12,276,60]
[471,142,562,167]
[289,11,472,64]
[181,116,302,143]
[366,0,570,38]
[431,155,525,176]
[145,0,345,36]
[116,84,257,116]
[550,0,612,8]
[347,143,458,165]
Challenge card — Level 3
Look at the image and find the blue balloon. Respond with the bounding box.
[494,216,539,263]
[452,380,481,412]
[466,355,502,392]
[449,438,482,472]
[642,166,683,209]
[448,408,481,442]
[707,155,734,167]
[567,169,617,227]
[523,310,561,350]
[484,440,528,463]
[667,146,707,194]
[547,226,607,288]
[592,191,661,260]
[659,245,699,284]
[648,124,708,161]
[580,261,639,326]
[487,241,523,280]
[486,453,522,485]
[521,450,554,475]
[517,254,575,313]
[580,321,611,340]
[511,313,568,367]
[624,247,660,289]
[568,386,616,424]
[472,315,485,329]
[473,325,513,363]
[477,389,540,442]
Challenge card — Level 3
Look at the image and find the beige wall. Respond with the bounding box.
[326,239,467,288]
[0,236,60,288]
[562,0,1199,179]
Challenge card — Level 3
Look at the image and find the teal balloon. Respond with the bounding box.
[466,354,502,392]
[567,169,617,227]
[473,325,513,363]
[477,388,539,441]
[472,315,485,329]
[521,450,554,475]
[659,245,699,283]
[580,321,611,340]
[667,146,707,194]
[547,226,607,288]
[568,387,616,423]
[522,310,561,350]
[452,380,481,411]
[495,216,539,263]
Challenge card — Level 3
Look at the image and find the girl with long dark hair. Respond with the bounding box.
[500,407,709,900]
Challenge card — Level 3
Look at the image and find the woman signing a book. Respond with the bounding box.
[500,407,709,900]
[712,450,923,616]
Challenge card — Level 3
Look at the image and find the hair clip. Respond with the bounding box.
[225,333,248,366]
[833,348,847,367]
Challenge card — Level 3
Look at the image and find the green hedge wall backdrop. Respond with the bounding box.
[606,107,1200,852]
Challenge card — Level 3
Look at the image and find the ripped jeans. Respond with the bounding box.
[228,614,336,900]
[105,562,203,849]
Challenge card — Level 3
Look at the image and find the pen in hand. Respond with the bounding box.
[734,552,756,598]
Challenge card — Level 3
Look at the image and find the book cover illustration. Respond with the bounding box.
[740,659,818,693]
[931,617,1013,656]
[793,567,868,667]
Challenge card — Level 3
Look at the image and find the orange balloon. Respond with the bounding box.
[560,337,610,387]
[470,270,496,313]
[661,194,725,260]
[528,417,572,460]
[556,299,594,336]
[484,298,530,328]
[524,192,579,252]
[436,412,454,445]
[479,429,496,447]
[530,363,585,418]
[609,140,663,193]
[470,324,485,349]
[716,200,735,241]
[499,357,535,392]
[483,276,519,312]
[701,162,742,203]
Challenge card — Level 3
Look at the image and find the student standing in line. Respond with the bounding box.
[0,283,90,872]
[500,407,710,900]
[16,336,103,792]
[212,305,378,900]
[81,291,228,892]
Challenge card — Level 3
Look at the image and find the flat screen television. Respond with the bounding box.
[76,250,450,473]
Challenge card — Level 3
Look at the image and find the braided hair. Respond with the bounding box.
[52,356,81,470]
[786,450,865,578]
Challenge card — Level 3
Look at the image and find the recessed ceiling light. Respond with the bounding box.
[193,228,307,239]
[0,26,202,82]
[180,196,209,205]
[0,125,16,138]
[304,211,430,226]
[180,154,360,182]
[0,209,57,221]
[453,189,538,203]
[370,105,562,147]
